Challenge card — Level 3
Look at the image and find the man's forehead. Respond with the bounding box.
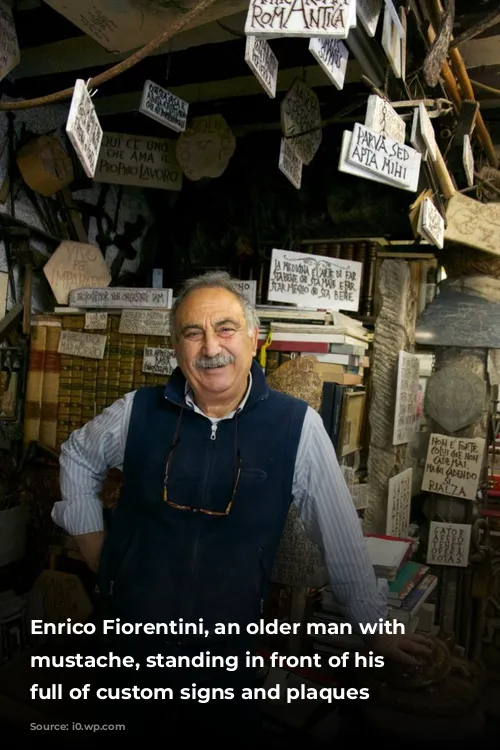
[177,289,244,322]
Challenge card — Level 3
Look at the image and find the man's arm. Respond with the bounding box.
[54,392,135,571]
[293,406,432,665]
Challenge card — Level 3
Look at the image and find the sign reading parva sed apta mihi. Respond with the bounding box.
[267,248,362,311]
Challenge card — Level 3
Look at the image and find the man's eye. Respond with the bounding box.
[185,331,202,339]
[219,328,235,335]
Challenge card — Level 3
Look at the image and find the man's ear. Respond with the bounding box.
[250,326,259,357]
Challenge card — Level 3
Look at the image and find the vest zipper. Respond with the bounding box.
[210,423,217,440]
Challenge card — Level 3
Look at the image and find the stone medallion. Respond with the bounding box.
[424,363,486,432]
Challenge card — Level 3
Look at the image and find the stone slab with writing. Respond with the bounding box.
[425,365,486,433]
[421,434,485,501]
[95,132,182,192]
[43,241,111,305]
[463,135,474,188]
[281,79,322,166]
[418,198,444,249]
[244,36,278,99]
[418,103,437,163]
[34,570,93,623]
[444,193,500,256]
[386,468,412,538]
[139,80,188,133]
[347,122,420,190]
[234,280,257,307]
[410,107,428,161]
[142,347,177,376]
[85,312,108,330]
[268,247,362,312]
[119,309,170,336]
[66,79,103,179]
[382,3,403,79]
[175,114,236,181]
[357,0,382,36]
[393,351,419,445]
[426,522,471,568]
[244,0,354,39]
[364,95,406,144]
[69,287,172,309]
[278,137,302,190]
[339,128,421,193]
[309,37,349,91]
[58,330,107,360]
[0,1,20,81]
[271,504,327,587]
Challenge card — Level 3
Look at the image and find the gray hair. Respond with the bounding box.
[170,271,260,341]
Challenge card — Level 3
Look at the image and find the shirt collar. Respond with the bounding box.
[184,372,253,420]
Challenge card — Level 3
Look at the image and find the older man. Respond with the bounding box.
[54,271,431,735]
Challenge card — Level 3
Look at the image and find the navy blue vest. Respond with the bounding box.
[97,360,308,634]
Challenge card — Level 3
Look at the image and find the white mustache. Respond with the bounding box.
[193,353,235,369]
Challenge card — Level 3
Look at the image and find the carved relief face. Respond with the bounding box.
[173,287,258,404]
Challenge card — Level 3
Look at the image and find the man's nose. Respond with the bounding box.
[201,330,221,357]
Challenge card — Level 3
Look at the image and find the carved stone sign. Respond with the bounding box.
[234,280,257,306]
[422,433,485,501]
[364,95,406,144]
[444,193,500,255]
[34,570,93,623]
[268,247,362,311]
[43,241,111,305]
[426,521,471,568]
[281,79,322,166]
[271,504,327,587]
[142,347,177,376]
[418,102,437,162]
[418,197,444,249]
[386,468,412,538]
[119,309,170,336]
[0,0,20,81]
[57,330,107,360]
[393,351,420,445]
[66,79,103,179]
[69,287,172,309]
[95,132,182,191]
[357,0,382,36]
[309,36,349,90]
[139,80,189,133]
[244,0,354,38]
[244,35,279,98]
[84,312,108,330]
[175,114,236,181]
[425,365,486,433]
[278,137,302,189]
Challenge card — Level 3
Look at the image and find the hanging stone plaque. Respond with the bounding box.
[281,79,322,166]
[425,364,486,433]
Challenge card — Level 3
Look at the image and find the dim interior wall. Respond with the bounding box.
[0,104,153,314]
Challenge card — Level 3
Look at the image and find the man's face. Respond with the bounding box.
[173,287,258,399]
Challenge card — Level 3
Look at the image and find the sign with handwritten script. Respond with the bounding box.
[272,505,327,586]
[339,123,421,192]
[84,312,108,330]
[364,95,406,144]
[422,434,486,501]
[393,351,420,445]
[268,247,362,311]
[69,286,172,309]
[43,241,111,306]
[142,347,177,376]
[245,0,354,37]
[176,114,236,181]
[119,309,170,336]
[57,330,107,360]
[244,36,278,98]
[426,522,471,568]
[357,0,382,36]
[444,193,500,255]
[95,132,182,191]
[278,137,302,189]
[139,80,189,133]
[309,36,349,90]
[0,1,19,81]
[386,468,412,538]
[281,79,322,165]
[234,280,257,306]
[66,79,103,179]
[419,198,444,249]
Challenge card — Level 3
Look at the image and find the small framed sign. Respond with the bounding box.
[418,198,444,249]
[244,0,355,38]
[139,80,188,133]
[66,79,103,179]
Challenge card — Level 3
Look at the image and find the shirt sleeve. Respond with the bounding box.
[292,405,388,629]
[52,392,135,536]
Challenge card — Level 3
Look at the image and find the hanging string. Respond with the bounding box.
[0,0,219,111]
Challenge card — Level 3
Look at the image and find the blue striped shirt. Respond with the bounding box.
[54,378,388,627]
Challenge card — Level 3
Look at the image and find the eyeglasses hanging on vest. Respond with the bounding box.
[163,404,241,516]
